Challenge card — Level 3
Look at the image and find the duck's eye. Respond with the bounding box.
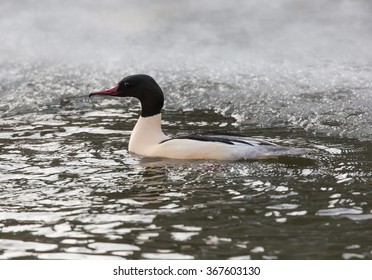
[123,82,130,87]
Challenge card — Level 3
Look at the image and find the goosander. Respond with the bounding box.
[89,74,306,160]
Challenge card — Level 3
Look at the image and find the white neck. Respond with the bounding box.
[128,113,169,156]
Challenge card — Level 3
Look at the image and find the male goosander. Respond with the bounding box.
[89,74,306,160]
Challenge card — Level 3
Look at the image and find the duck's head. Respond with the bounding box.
[89,74,164,117]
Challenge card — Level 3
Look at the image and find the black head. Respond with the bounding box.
[89,74,164,117]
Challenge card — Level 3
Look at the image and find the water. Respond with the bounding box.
[0,0,372,259]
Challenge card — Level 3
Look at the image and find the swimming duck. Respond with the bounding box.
[89,74,306,160]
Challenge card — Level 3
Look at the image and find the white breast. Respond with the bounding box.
[128,114,169,156]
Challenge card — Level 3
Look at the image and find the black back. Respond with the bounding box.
[160,132,276,146]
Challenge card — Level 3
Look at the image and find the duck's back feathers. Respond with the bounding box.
[155,131,307,160]
[160,131,276,147]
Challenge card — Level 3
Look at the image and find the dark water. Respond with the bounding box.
[1,0,372,259]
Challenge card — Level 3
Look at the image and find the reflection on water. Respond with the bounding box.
[0,104,371,259]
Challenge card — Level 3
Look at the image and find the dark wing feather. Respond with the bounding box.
[160,132,276,147]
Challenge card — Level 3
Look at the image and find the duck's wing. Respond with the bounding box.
[160,131,277,147]
[156,131,309,160]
